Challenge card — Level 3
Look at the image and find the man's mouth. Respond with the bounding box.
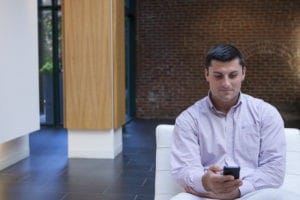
[220,89,232,92]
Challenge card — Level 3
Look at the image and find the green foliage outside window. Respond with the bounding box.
[40,61,53,75]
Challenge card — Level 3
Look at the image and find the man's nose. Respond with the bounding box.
[221,77,230,87]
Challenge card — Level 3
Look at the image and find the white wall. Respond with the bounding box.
[0,136,29,170]
[0,0,39,144]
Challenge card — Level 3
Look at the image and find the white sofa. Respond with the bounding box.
[155,125,300,200]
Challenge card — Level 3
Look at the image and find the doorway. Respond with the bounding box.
[38,0,63,127]
[125,0,136,121]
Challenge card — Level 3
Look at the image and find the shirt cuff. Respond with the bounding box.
[189,172,208,193]
[239,180,255,196]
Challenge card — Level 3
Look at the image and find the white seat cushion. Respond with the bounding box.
[155,125,300,200]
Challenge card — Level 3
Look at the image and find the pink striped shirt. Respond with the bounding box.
[170,93,286,196]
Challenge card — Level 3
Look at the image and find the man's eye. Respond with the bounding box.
[229,74,238,79]
[214,76,222,79]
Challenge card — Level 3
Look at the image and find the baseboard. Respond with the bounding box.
[68,128,123,159]
[68,149,116,159]
[0,136,29,171]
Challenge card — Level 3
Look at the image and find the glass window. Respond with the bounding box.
[41,0,52,6]
[39,10,53,125]
[38,1,62,126]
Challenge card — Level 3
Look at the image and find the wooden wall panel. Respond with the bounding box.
[113,0,125,128]
[63,0,113,129]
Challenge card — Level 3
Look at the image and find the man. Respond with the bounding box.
[170,44,295,199]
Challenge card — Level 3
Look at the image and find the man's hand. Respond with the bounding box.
[202,165,242,196]
[184,165,242,199]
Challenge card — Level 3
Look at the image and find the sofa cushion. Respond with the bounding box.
[155,125,300,200]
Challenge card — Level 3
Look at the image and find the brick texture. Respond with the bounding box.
[136,0,300,119]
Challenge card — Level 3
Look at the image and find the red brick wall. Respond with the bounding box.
[136,0,300,119]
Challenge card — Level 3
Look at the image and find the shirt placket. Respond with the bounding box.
[224,110,236,166]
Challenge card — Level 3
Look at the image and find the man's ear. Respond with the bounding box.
[242,66,246,80]
[204,68,209,81]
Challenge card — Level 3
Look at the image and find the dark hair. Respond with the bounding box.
[205,44,246,68]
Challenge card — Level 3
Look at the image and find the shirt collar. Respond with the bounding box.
[206,91,243,114]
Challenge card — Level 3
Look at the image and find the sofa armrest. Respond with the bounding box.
[155,125,183,200]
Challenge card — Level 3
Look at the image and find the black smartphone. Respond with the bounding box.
[223,166,240,179]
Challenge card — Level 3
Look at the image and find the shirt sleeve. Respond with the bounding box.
[239,103,286,196]
[170,111,208,193]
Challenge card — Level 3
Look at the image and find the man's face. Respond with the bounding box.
[205,58,246,106]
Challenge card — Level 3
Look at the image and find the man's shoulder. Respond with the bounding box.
[183,97,208,113]
[176,97,208,119]
[241,93,263,103]
[241,93,279,114]
[174,97,208,130]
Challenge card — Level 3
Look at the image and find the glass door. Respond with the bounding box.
[125,0,136,121]
[38,0,62,126]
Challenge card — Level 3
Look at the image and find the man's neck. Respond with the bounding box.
[209,94,240,114]
[213,100,235,113]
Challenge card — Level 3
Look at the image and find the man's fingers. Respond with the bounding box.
[215,179,243,194]
[208,165,222,173]
[216,174,235,182]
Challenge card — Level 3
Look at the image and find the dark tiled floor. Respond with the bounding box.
[0,119,174,200]
[0,117,298,200]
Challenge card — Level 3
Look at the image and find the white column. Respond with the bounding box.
[68,128,123,159]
